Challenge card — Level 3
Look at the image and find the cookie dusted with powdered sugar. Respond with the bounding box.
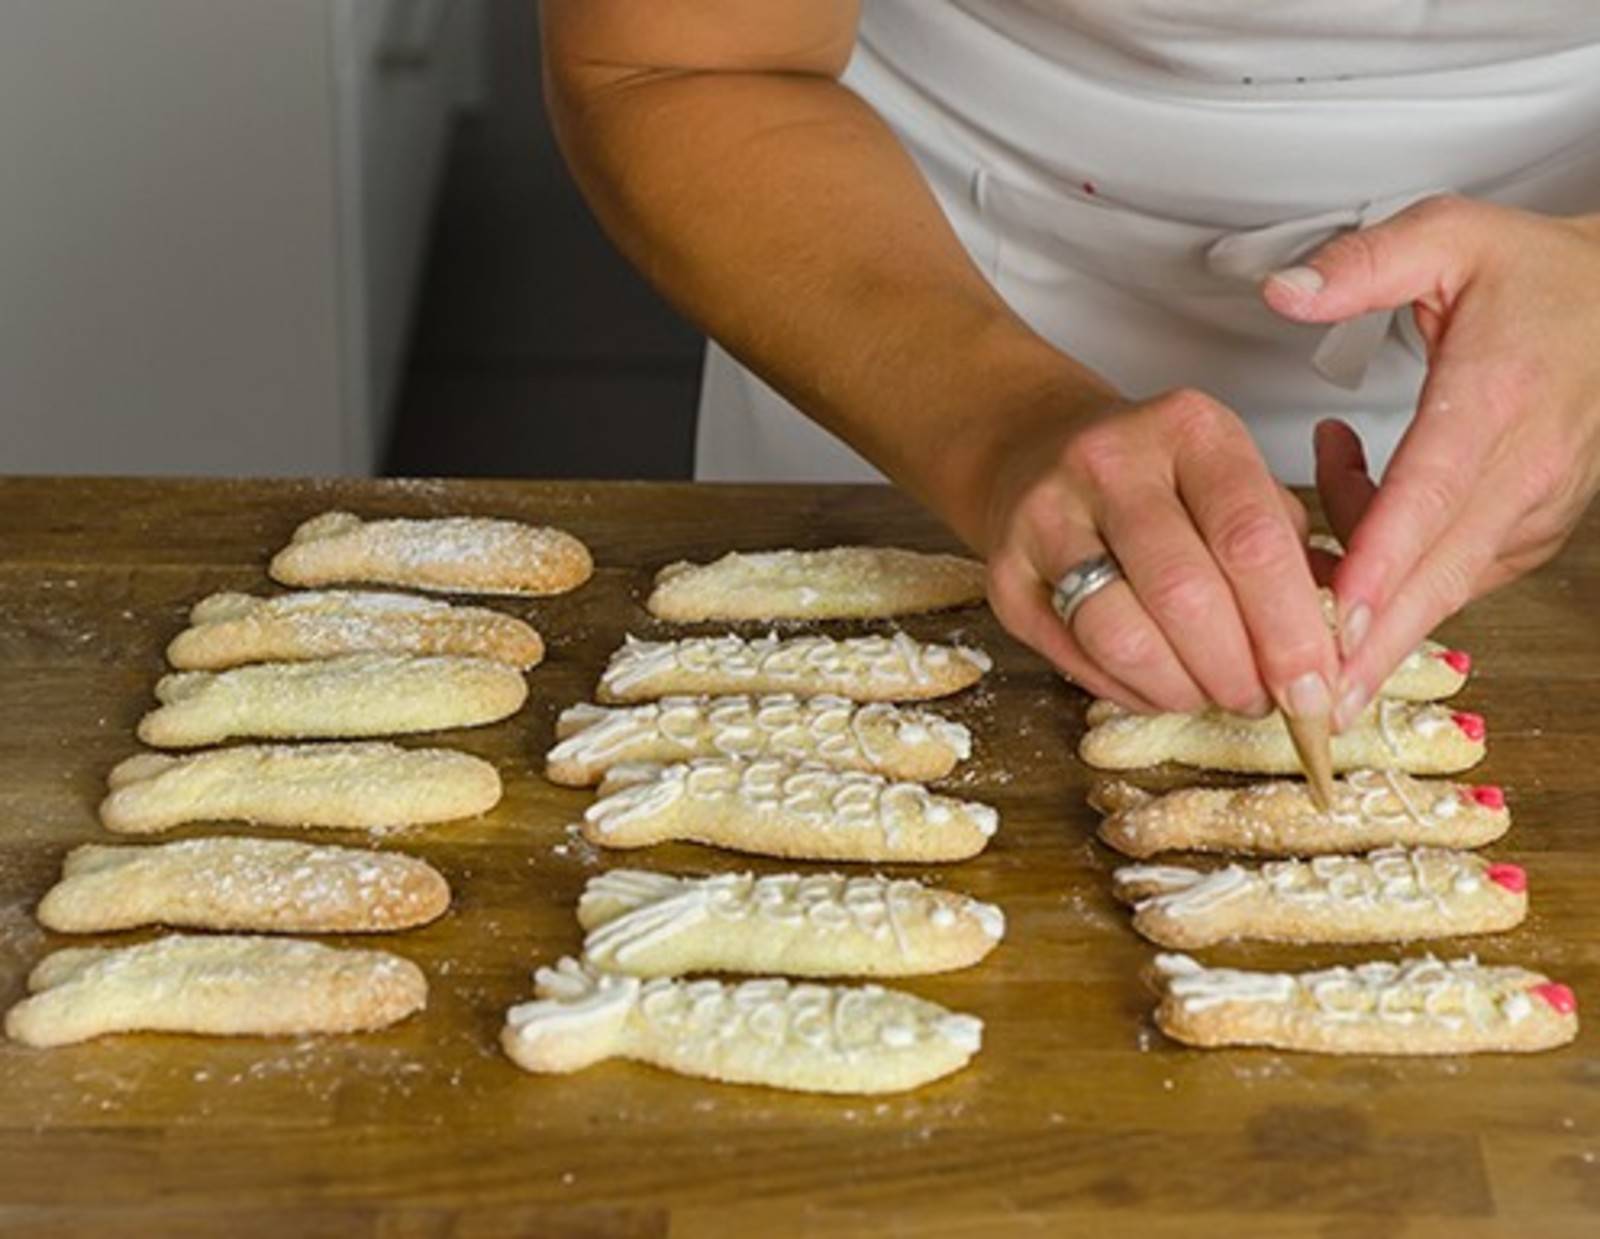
[1112,848,1527,949]
[1093,770,1509,859]
[1079,699,1485,775]
[5,935,427,1048]
[37,837,450,934]
[581,758,998,863]
[167,590,544,670]
[547,695,971,786]
[501,957,982,1094]
[100,742,502,834]
[577,869,1004,977]
[646,546,986,621]
[597,632,991,704]
[269,511,592,596]
[1148,953,1577,1055]
[137,653,527,747]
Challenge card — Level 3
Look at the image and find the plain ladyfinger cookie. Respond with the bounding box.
[167,590,544,670]
[646,546,987,621]
[597,632,991,704]
[1148,953,1578,1055]
[1079,699,1486,775]
[582,758,999,863]
[547,695,971,787]
[100,743,502,834]
[5,935,427,1048]
[1092,770,1510,859]
[501,957,983,1094]
[37,837,450,934]
[577,869,1005,978]
[1111,847,1527,949]
[268,510,592,596]
[137,653,527,747]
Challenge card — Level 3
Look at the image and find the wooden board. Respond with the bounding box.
[1,476,1597,1238]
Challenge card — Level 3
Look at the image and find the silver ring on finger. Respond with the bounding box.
[1051,552,1123,627]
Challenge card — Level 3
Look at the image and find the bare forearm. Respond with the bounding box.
[543,57,1112,545]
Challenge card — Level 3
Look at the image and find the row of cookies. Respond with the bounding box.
[5,512,590,1048]
[1077,632,1579,1055]
[500,547,1006,1094]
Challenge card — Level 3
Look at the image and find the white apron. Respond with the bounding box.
[695,1,1600,485]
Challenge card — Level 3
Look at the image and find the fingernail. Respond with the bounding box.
[1339,602,1371,658]
[1334,681,1368,731]
[1283,671,1330,720]
[1269,265,1325,295]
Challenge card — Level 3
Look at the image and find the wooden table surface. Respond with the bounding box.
[1,476,1598,1238]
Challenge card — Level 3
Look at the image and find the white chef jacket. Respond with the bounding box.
[695,1,1600,485]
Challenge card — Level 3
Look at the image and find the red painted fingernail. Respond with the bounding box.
[1453,712,1486,742]
[1467,784,1505,810]
[1531,983,1577,1015]
[1486,863,1527,893]
[1438,649,1472,675]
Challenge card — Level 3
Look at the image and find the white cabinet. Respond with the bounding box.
[0,0,484,477]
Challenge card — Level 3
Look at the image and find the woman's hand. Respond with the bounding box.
[1264,197,1600,729]
[979,388,1340,723]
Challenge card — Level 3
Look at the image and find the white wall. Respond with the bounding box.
[0,0,349,475]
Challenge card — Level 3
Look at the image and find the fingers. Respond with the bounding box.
[1173,405,1339,724]
[984,546,1159,711]
[1096,484,1268,715]
[1261,195,1476,326]
[1313,419,1376,547]
[1333,499,1517,729]
[1331,355,1511,645]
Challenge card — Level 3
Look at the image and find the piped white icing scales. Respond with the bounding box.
[586,758,999,848]
[1155,954,1547,1031]
[599,632,991,700]
[549,694,970,781]
[578,869,1005,973]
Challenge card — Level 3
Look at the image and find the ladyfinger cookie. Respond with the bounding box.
[598,632,991,704]
[1112,847,1527,949]
[1149,953,1577,1055]
[269,510,592,596]
[1389,641,1471,701]
[137,653,527,747]
[501,956,983,1094]
[100,742,502,834]
[37,837,450,934]
[581,758,998,863]
[1314,587,1468,702]
[547,695,971,787]
[577,869,1005,978]
[1079,699,1485,775]
[646,546,987,621]
[167,590,544,670]
[5,935,427,1048]
[1092,770,1509,859]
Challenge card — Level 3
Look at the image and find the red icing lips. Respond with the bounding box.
[1485,863,1527,893]
[1531,983,1578,1016]
[1438,649,1472,675]
[1467,785,1506,811]
[1452,711,1487,742]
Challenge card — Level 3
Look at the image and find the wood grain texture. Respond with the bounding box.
[0,476,1597,1238]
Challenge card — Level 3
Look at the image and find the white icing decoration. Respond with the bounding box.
[579,870,1003,968]
[1159,953,1548,1029]
[585,758,995,849]
[1141,848,1491,918]
[601,632,991,698]
[550,695,972,773]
